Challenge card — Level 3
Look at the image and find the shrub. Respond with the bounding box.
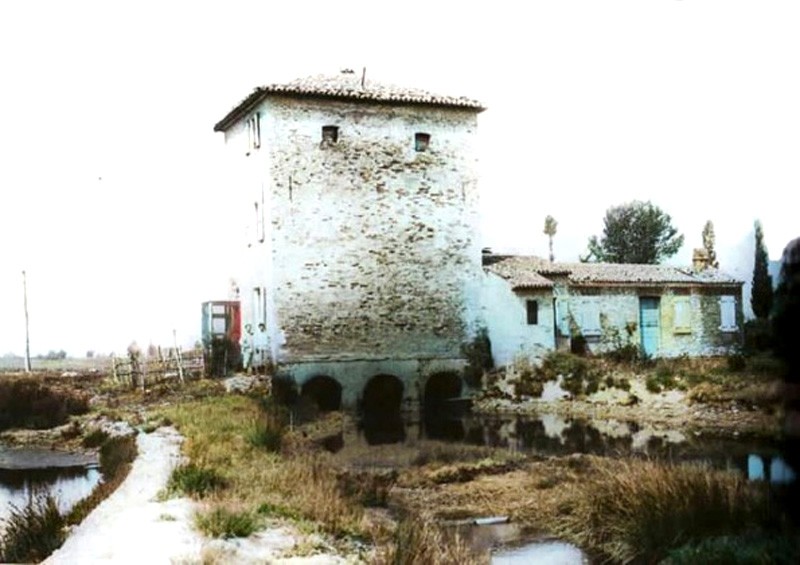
[0,491,65,563]
[743,319,773,354]
[513,356,545,399]
[462,327,494,388]
[195,506,258,539]
[166,463,227,498]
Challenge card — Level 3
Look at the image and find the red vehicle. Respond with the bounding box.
[201,301,241,376]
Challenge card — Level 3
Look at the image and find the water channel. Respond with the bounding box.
[0,447,101,528]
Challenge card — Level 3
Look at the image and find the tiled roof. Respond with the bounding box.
[214,72,485,132]
[484,256,555,289]
[484,255,742,288]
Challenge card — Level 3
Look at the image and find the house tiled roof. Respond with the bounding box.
[484,255,742,288]
[214,72,485,132]
[483,256,555,289]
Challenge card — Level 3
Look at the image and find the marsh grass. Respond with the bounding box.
[373,517,487,565]
[555,458,777,564]
[0,491,65,563]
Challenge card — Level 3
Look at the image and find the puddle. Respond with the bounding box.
[492,539,587,564]
[0,448,102,526]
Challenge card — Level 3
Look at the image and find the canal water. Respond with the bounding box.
[0,447,101,527]
[348,409,794,561]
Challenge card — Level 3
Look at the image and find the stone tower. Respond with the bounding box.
[213,71,485,408]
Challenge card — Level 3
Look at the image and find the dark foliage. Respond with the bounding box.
[584,200,684,264]
[751,221,774,320]
[462,327,493,388]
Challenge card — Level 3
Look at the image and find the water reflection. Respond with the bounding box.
[353,409,794,483]
[0,466,102,522]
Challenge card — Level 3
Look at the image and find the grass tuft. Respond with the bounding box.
[166,463,227,498]
[0,491,65,563]
[195,506,258,539]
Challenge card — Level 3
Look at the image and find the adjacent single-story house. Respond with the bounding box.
[482,253,744,366]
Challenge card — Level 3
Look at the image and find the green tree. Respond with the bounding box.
[702,220,719,268]
[751,220,773,319]
[543,215,558,262]
[584,201,684,264]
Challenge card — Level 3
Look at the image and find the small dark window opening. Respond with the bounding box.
[415,132,431,152]
[321,125,339,144]
[526,300,539,325]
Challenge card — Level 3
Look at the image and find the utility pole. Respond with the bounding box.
[22,270,31,373]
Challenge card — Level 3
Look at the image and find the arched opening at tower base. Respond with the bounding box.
[423,371,465,441]
[300,375,342,412]
[361,374,405,445]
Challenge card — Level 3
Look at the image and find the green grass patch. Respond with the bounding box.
[166,463,228,498]
[195,506,259,539]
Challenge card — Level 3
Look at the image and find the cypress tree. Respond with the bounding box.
[751,220,773,319]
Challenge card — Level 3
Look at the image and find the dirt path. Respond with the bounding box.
[45,428,345,564]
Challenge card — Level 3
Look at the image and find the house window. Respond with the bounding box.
[673,297,691,334]
[321,125,339,144]
[246,112,261,152]
[414,132,431,152]
[719,296,737,332]
[526,300,539,325]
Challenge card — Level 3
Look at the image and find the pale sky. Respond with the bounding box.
[0,1,797,356]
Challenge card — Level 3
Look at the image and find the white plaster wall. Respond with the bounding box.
[481,273,555,367]
[225,96,483,370]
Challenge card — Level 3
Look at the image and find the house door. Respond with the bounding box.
[639,297,660,357]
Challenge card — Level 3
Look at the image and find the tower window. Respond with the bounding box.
[321,125,339,144]
[414,132,431,152]
[246,112,261,153]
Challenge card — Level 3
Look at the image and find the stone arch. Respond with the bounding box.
[423,371,463,412]
[423,371,465,441]
[362,374,404,415]
[300,375,342,412]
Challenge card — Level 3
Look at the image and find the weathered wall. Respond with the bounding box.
[481,273,555,366]
[258,97,483,364]
[561,285,743,357]
[223,95,483,382]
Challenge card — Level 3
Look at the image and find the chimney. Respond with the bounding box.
[692,248,710,271]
